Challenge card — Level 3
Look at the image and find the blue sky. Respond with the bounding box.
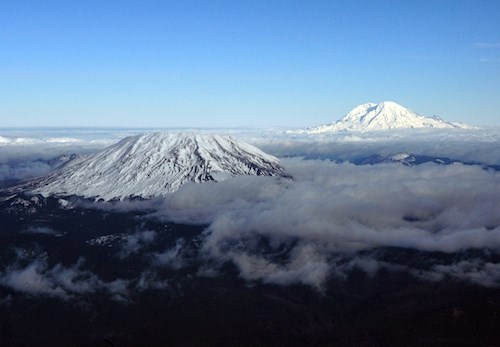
[1,0,499,127]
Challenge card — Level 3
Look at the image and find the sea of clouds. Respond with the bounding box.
[1,127,500,300]
[148,158,500,289]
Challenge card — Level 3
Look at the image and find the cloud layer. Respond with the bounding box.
[147,158,500,289]
[0,134,111,182]
[257,129,500,165]
[2,128,500,295]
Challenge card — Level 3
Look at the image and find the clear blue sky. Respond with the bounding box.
[1,0,499,127]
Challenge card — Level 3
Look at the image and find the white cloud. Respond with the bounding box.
[135,271,170,291]
[0,257,130,301]
[0,161,53,181]
[119,230,157,258]
[153,239,190,270]
[258,129,500,165]
[0,137,109,182]
[143,158,500,289]
[414,259,500,287]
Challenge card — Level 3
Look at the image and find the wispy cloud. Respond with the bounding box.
[0,256,130,301]
[119,230,157,258]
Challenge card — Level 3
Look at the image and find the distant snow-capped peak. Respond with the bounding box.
[291,101,475,133]
[23,132,287,200]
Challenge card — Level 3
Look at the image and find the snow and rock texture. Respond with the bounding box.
[293,101,475,133]
[23,132,286,200]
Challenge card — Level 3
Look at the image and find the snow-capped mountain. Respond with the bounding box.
[293,101,475,133]
[21,132,286,200]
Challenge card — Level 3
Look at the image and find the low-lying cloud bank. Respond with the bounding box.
[146,158,500,289]
[1,158,499,299]
[2,127,500,182]
[0,135,111,182]
[2,128,500,294]
[256,128,500,165]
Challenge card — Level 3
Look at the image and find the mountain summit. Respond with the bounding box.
[294,101,474,133]
[22,132,286,200]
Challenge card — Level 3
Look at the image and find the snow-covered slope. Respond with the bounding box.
[293,101,475,133]
[24,132,286,200]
